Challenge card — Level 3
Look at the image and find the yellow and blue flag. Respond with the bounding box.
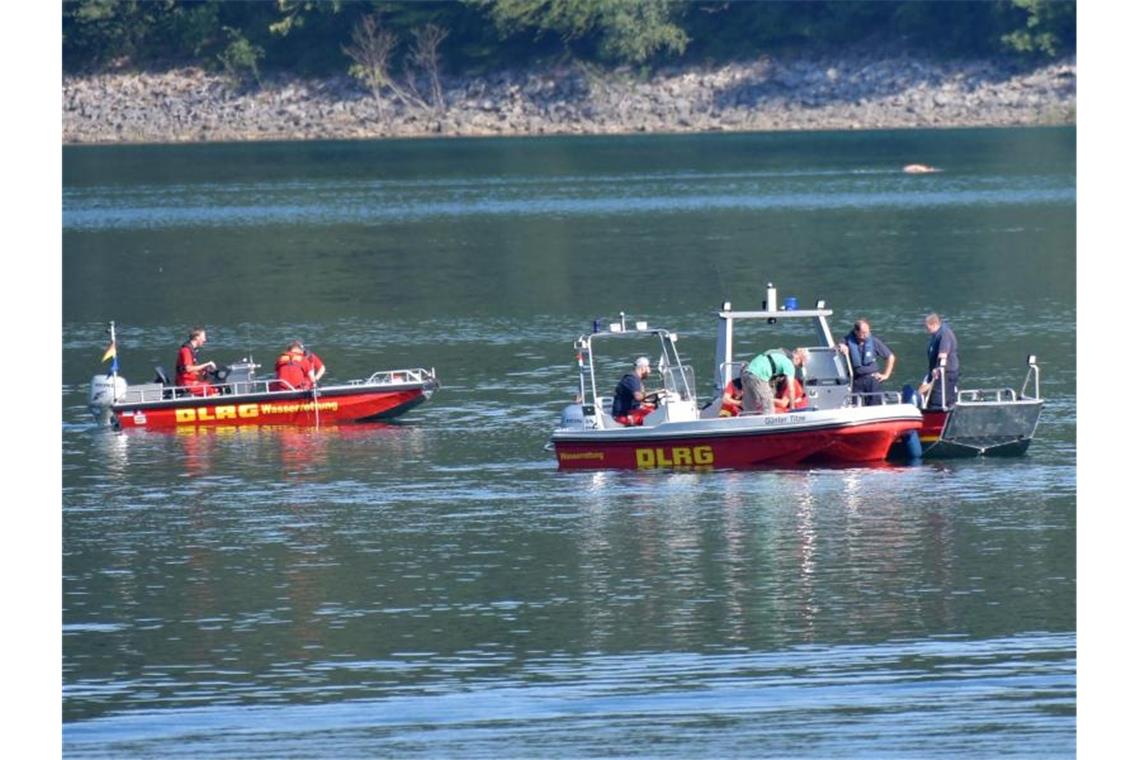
[102,342,118,376]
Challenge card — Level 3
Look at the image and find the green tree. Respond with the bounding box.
[486,0,688,64]
[217,26,265,88]
[1000,0,1076,57]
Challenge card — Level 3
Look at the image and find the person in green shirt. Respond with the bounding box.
[741,348,808,414]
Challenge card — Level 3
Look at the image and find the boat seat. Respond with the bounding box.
[154,366,172,386]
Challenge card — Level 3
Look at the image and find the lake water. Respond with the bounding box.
[62,128,1075,757]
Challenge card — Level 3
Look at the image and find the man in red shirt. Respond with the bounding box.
[174,327,217,396]
[275,341,327,390]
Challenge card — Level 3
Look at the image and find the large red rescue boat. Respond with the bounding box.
[550,291,921,470]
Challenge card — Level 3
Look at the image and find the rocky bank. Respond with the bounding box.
[63,52,1075,144]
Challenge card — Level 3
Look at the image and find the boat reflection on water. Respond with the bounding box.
[569,464,958,649]
[94,422,429,481]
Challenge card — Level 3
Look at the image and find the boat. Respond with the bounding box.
[87,323,439,430]
[550,292,922,470]
[889,355,1044,459]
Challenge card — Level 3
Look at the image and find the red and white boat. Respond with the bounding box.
[550,289,922,470]
[88,325,438,430]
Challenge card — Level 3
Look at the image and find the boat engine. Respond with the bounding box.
[88,374,127,425]
[559,403,586,429]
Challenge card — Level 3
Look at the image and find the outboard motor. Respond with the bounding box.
[88,374,127,426]
[559,403,586,430]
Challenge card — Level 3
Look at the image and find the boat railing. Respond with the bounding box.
[1020,355,1041,400]
[845,391,906,407]
[957,387,1021,404]
[117,367,436,404]
[350,368,436,387]
[118,377,292,404]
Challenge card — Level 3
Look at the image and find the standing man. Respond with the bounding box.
[741,348,807,414]
[918,313,959,409]
[175,326,217,396]
[275,341,327,390]
[612,356,654,426]
[837,319,895,405]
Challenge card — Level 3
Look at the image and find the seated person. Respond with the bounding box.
[719,366,746,417]
[275,341,326,391]
[773,375,808,412]
[174,326,218,397]
[612,356,655,427]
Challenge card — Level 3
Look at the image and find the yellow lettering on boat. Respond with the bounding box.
[175,409,196,423]
[214,405,236,420]
[238,404,259,418]
[558,451,605,461]
[196,407,215,421]
[635,445,715,468]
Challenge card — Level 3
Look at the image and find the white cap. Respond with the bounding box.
[635,356,650,369]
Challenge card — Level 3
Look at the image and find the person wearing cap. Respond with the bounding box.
[741,348,808,414]
[275,340,327,391]
[611,356,655,426]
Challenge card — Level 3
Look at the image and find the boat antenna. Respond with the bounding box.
[712,258,729,302]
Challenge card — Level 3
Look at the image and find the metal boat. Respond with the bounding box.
[891,356,1044,458]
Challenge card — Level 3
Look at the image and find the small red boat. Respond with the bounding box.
[550,293,922,470]
[88,325,438,430]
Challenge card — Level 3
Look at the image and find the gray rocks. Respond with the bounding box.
[62,54,1076,144]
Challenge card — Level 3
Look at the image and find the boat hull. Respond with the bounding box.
[112,384,433,430]
[553,411,920,470]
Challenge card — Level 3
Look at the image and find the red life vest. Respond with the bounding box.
[275,349,310,390]
[175,342,203,386]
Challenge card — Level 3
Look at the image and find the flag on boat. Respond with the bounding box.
[102,341,119,376]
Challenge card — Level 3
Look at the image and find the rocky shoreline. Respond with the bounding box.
[63,52,1075,144]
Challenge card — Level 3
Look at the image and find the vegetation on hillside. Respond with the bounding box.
[63,0,1077,83]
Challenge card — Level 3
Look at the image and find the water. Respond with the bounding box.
[62,128,1075,757]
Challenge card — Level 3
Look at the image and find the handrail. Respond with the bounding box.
[352,367,436,386]
[1020,356,1041,400]
[116,367,436,405]
[957,387,1027,404]
[844,391,905,407]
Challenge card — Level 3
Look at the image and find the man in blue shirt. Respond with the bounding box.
[919,313,959,409]
[612,356,654,426]
[838,319,896,405]
[741,348,807,414]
